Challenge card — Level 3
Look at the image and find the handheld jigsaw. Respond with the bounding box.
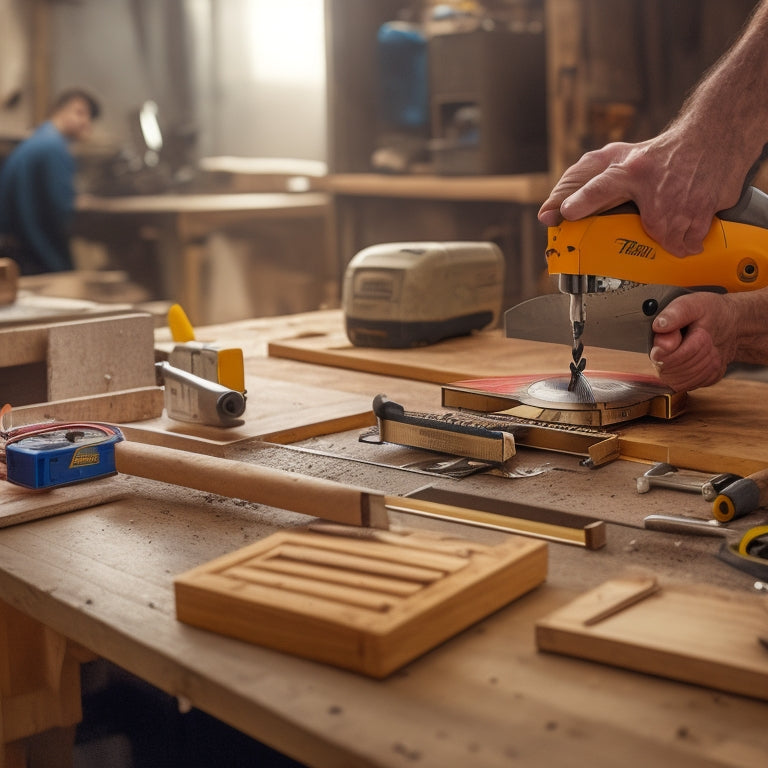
[505,185,768,393]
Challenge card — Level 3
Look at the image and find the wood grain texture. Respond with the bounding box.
[536,578,768,701]
[175,526,548,677]
[268,328,657,384]
[8,388,164,426]
[269,327,768,474]
[114,442,389,529]
[0,477,127,529]
[118,376,375,456]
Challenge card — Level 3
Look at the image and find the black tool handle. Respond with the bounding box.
[712,467,768,522]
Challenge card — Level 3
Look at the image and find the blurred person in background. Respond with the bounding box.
[0,88,100,275]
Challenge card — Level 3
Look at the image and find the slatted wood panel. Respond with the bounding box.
[175,525,547,677]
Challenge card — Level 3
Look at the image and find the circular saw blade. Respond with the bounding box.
[441,372,686,427]
[524,374,667,410]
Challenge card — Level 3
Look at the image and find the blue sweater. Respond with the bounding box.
[0,122,76,274]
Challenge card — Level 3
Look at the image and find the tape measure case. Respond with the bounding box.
[5,424,123,490]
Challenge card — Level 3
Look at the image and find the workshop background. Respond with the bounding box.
[1,0,762,325]
[2,3,768,768]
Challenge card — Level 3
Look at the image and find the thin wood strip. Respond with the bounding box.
[179,572,394,628]
[265,545,445,583]
[224,566,396,612]
[251,559,424,597]
[386,497,596,548]
[581,577,659,626]
[307,523,493,556]
[276,531,471,571]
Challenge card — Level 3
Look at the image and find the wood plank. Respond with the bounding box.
[267,328,657,385]
[272,530,471,571]
[267,544,447,581]
[268,326,768,474]
[536,578,768,701]
[7,388,164,426]
[0,294,135,331]
[0,478,127,529]
[118,377,375,456]
[253,558,424,597]
[1,496,765,767]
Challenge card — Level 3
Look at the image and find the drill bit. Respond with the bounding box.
[567,292,595,403]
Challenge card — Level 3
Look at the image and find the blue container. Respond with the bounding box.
[377,21,429,132]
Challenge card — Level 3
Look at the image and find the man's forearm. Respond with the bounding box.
[728,288,768,365]
[672,1,768,172]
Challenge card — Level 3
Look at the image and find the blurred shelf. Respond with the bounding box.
[324,173,552,204]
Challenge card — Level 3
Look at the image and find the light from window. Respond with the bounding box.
[247,0,325,84]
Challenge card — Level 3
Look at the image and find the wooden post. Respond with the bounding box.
[31,0,51,123]
[0,600,83,767]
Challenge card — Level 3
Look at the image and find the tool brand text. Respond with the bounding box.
[69,449,101,468]
[614,238,656,259]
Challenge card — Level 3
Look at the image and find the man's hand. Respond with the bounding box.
[649,292,738,391]
[538,128,746,257]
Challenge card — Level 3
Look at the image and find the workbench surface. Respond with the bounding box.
[1,310,767,767]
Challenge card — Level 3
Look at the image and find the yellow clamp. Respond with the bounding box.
[737,525,768,557]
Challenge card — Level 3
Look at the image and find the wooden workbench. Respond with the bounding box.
[74,193,333,324]
[1,310,767,767]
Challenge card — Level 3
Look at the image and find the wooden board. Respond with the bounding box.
[535,576,768,701]
[268,328,768,475]
[616,378,768,475]
[1,311,158,423]
[0,476,127,529]
[267,329,657,385]
[0,292,135,328]
[8,387,164,425]
[175,525,547,678]
[118,377,375,456]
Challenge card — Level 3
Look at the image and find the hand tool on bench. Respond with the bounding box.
[712,467,768,522]
[505,185,768,400]
[636,462,741,500]
[643,514,733,538]
[371,394,619,467]
[166,303,245,393]
[717,525,768,579]
[2,421,389,529]
[156,361,246,427]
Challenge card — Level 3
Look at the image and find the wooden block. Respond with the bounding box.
[8,388,164,426]
[536,577,768,701]
[175,526,547,677]
[0,312,156,410]
[47,314,156,400]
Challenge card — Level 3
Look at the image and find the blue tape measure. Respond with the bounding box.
[5,423,124,490]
